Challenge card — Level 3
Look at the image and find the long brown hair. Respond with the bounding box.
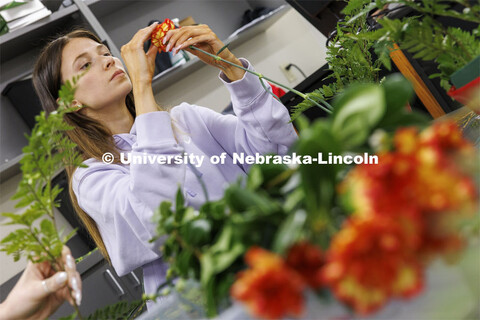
[32,29,136,263]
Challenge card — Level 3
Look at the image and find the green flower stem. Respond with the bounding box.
[188,46,333,114]
[28,227,85,319]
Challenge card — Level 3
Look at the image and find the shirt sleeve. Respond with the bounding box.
[184,58,299,172]
[72,111,186,276]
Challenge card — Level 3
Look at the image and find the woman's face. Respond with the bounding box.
[60,37,132,110]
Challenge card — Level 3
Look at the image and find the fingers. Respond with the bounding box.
[163,25,216,53]
[131,22,160,47]
[146,42,158,64]
[121,23,160,84]
[121,22,159,60]
[174,35,212,54]
[42,271,68,295]
[62,246,82,306]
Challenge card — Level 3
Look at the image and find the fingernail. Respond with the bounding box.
[75,290,82,306]
[166,43,172,52]
[162,37,167,44]
[56,272,67,284]
[66,254,75,269]
[71,277,79,292]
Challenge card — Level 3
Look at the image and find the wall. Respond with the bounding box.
[154,7,328,112]
[0,173,74,284]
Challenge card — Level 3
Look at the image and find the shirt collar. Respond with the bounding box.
[112,117,137,146]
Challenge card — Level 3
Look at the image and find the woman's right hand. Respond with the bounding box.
[121,23,164,114]
[121,22,159,86]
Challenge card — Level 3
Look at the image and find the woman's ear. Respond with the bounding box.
[56,98,83,112]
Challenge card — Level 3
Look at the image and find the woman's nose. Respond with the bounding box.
[104,56,115,69]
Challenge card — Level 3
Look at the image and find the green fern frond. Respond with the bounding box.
[290,85,337,122]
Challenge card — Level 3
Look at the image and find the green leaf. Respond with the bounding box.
[381,74,414,114]
[210,224,233,254]
[175,186,185,213]
[295,120,341,217]
[212,242,244,274]
[272,209,307,254]
[1,213,22,225]
[246,165,263,191]
[293,114,310,133]
[200,251,215,286]
[332,84,386,147]
[0,1,27,11]
[176,249,193,276]
[40,219,55,236]
[182,219,211,246]
[0,15,8,36]
[378,110,430,130]
[62,229,77,243]
[224,185,278,214]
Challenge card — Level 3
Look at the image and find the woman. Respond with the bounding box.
[32,23,298,306]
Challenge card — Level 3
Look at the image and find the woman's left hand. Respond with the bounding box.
[162,24,246,81]
[0,246,82,320]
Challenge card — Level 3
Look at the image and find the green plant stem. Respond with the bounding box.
[130,300,146,319]
[68,283,84,320]
[265,169,294,190]
[28,227,58,264]
[45,130,56,230]
[173,230,203,259]
[188,46,333,114]
[25,181,53,220]
[28,223,85,319]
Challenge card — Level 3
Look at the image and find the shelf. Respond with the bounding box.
[0,153,23,183]
[151,4,290,92]
[84,0,135,19]
[0,4,84,63]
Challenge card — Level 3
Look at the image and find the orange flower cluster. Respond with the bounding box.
[231,244,324,319]
[323,121,478,314]
[286,241,324,289]
[322,216,423,314]
[151,18,175,52]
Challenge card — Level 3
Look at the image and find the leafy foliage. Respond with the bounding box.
[289,85,337,123]
[86,299,145,320]
[349,0,480,90]
[376,0,480,24]
[152,169,289,316]
[291,0,479,121]
[1,75,87,317]
[290,0,385,121]
[1,76,85,264]
[151,74,429,317]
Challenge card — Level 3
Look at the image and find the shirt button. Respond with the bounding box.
[183,136,191,144]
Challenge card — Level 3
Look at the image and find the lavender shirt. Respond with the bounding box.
[72,58,298,303]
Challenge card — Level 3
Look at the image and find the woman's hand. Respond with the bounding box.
[163,24,246,81]
[121,22,159,85]
[0,246,82,320]
[121,23,163,114]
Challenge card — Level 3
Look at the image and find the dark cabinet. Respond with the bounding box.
[285,0,346,37]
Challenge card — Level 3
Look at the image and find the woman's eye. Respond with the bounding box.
[103,52,111,56]
[80,62,91,70]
